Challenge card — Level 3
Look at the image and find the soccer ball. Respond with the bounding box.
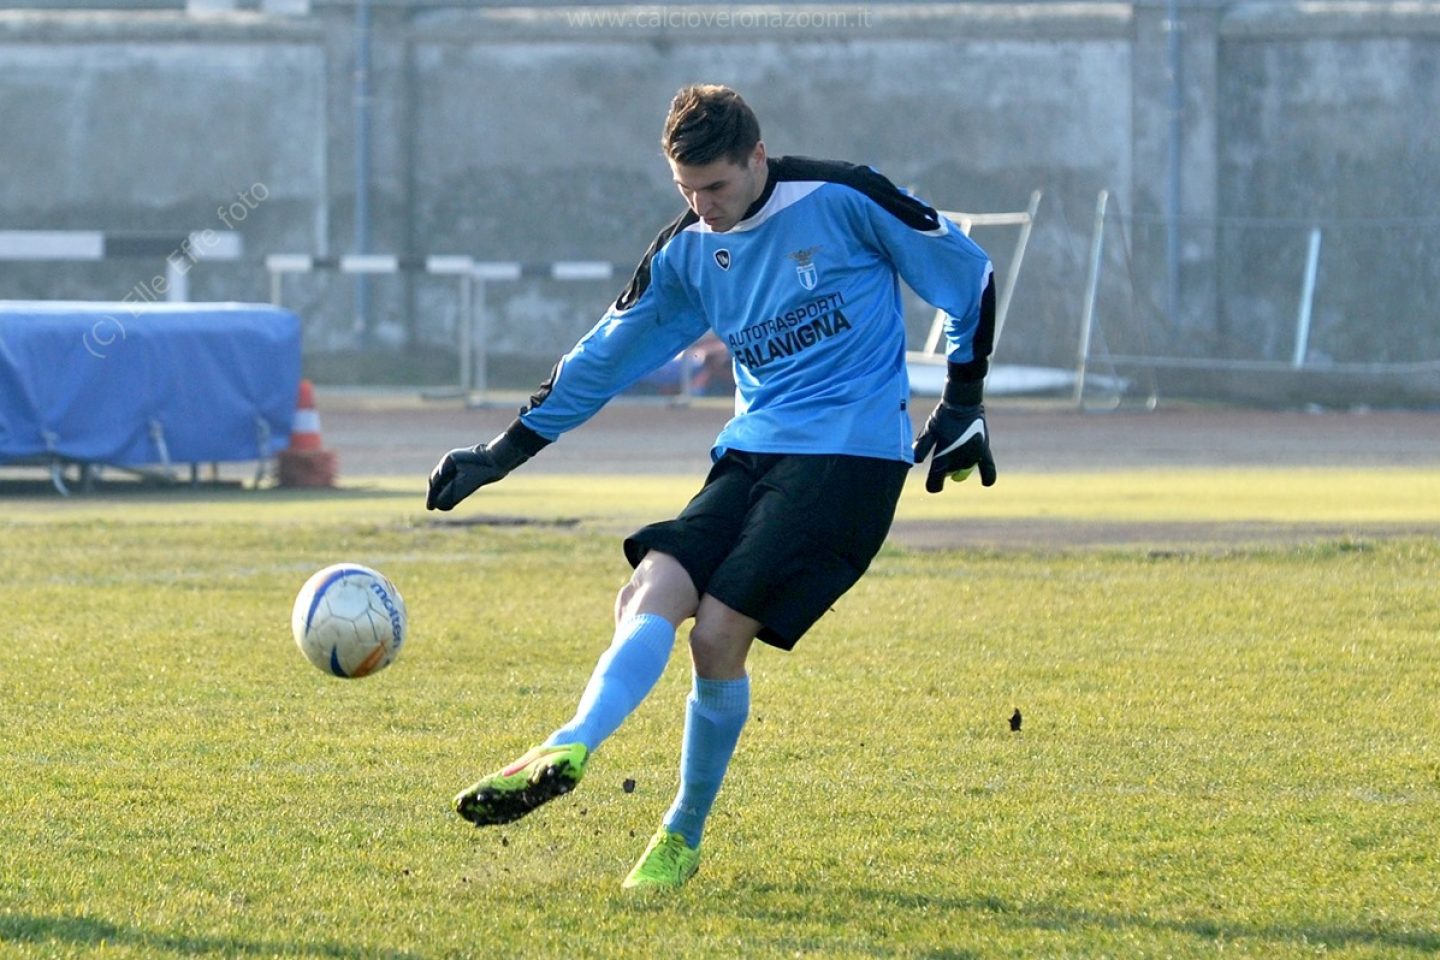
[292,563,407,678]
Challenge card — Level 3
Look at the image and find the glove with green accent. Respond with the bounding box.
[426,419,550,511]
[912,370,997,493]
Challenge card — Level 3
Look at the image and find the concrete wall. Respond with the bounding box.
[0,13,325,310]
[1,2,1436,400]
[1216,5,1440,370]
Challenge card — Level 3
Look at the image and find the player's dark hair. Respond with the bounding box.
[662,84,761,167]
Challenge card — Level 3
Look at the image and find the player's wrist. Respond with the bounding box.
[942,361,986,409]
[502,419,552,457]
[481,419,551,472]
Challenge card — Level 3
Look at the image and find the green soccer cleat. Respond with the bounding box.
[621,827,701,890]
[453,742,588,827]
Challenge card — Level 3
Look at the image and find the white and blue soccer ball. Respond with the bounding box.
[292,563,407,678]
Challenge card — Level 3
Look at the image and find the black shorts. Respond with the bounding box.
[623,451,910,651]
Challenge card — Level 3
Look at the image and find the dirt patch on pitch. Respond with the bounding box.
[428,514,579,529]
[886,517,1440,551]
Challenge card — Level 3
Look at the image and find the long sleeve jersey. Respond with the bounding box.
[520,155,995,464]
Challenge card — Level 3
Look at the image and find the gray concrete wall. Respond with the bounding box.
[1,2,1436,401]
[1216,3,1440,370]
[0,13,325,310]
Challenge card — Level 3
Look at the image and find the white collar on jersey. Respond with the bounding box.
[683,180,826,236]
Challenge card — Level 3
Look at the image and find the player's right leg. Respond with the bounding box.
[454,553,698,827]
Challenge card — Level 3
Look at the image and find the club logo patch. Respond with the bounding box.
[787,246,822,290]
[714,249,731,271]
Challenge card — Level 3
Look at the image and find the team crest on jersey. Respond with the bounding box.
[787,246,822,291]
[714,249,731,271]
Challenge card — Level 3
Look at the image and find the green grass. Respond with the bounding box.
[1,471,1438,958]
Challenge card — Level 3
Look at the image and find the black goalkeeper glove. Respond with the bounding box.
[425,419,549,511]
[912,369,997,494]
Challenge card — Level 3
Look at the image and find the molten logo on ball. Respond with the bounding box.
[292,563,408,678]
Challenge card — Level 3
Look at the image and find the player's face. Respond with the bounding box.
[669,142,767,233]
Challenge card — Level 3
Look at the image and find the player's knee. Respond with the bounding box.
[616,553,699,626]
[614,577,640,625]
[687,622,751,679]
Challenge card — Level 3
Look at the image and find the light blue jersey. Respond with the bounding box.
[521,156,994,464]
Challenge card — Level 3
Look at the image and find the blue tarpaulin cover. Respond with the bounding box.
[0,301,301,468]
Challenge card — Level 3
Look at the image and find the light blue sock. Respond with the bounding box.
[663,675,750,848]
[543,613,676,754]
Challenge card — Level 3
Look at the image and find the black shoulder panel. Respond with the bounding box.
[769,156,943,233]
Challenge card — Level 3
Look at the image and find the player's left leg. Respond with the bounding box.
[624,597,757,890]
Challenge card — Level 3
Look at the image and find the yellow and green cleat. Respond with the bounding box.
[453,742,588,827]
[622,827,701,890]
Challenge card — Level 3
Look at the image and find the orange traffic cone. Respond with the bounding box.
[277,379,338,487]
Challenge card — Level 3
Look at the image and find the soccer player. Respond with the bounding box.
[427,84,997,890]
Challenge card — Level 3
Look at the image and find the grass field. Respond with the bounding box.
[2,469,1438,958]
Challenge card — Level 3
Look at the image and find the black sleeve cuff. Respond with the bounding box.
[504,418,552,457]
[943,360,987,407]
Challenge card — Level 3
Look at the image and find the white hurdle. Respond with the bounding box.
[264,254,618,399]
[915,190,1043,358]
[905,191,1043,397]
[0,229,244,303]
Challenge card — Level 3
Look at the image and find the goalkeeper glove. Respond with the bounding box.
[425,419,549,511]
[912,368,997,493]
